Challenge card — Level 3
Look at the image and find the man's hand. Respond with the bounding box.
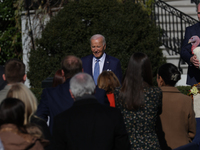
[190,55,200,68]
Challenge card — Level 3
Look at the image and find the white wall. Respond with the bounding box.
[21,10,53,87]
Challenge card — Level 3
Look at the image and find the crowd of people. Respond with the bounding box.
[0,34,197,150]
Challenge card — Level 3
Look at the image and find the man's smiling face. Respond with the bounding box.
[91,37,106,59]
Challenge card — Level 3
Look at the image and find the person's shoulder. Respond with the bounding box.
[101,106,123,120]
[81,54,93,60]
[177,90,192,101]
[40,87,58,103]
[106,54,120,62]
[0,124,36,144]
[162,86,192,101]
[173,88,193,105]
[154,86,162,92]
[41,87,56,97]
[146,87,162,99]
[98,103,121,114]
[0,85,10,101]
[186,22,199,30]
[145,86,162,93]
[54,107,71,121]
[42,81,68,93]
[106,54,119,60]
[42,86,55,92]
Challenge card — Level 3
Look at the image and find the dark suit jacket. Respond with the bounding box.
[81,54,122,83]
[52,94,130,150]
[81,54,122,105]
[36,78,74,133]
[181,22,200,85]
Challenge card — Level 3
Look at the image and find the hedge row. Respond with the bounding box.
[0,0,22,65]
[27,0,165,88]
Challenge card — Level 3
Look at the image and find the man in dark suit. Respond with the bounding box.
[81,34,122,105]
[181,3,200,85]
[81,34,122,83]
[52,72,130,150]
[36,55,82,133]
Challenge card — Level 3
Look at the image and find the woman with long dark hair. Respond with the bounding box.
[114,52,162,149]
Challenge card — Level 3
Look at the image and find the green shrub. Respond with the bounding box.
[176,86,191,96]
[0,0,22,65]
[28,0,165,88]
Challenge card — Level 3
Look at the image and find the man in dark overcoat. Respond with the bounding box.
[52,73,130,150]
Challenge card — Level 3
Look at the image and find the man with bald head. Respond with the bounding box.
[181,3,200,85]
[36,55,82,133]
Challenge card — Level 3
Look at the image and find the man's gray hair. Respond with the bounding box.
[70,73,96,98]
[90,34,106,46]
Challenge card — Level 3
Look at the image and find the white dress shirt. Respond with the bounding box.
[92,53,106,76]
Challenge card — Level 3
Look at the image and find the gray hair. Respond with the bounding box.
[70,73,96,98]
[90,34,106,46]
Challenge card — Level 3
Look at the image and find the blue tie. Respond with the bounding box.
[94,59,100,85]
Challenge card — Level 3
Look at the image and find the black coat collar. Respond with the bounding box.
[74,94,98,106]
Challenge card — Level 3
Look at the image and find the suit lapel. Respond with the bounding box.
[87,54,93,76]
[103,54,110,71]
[196,23,200,37]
